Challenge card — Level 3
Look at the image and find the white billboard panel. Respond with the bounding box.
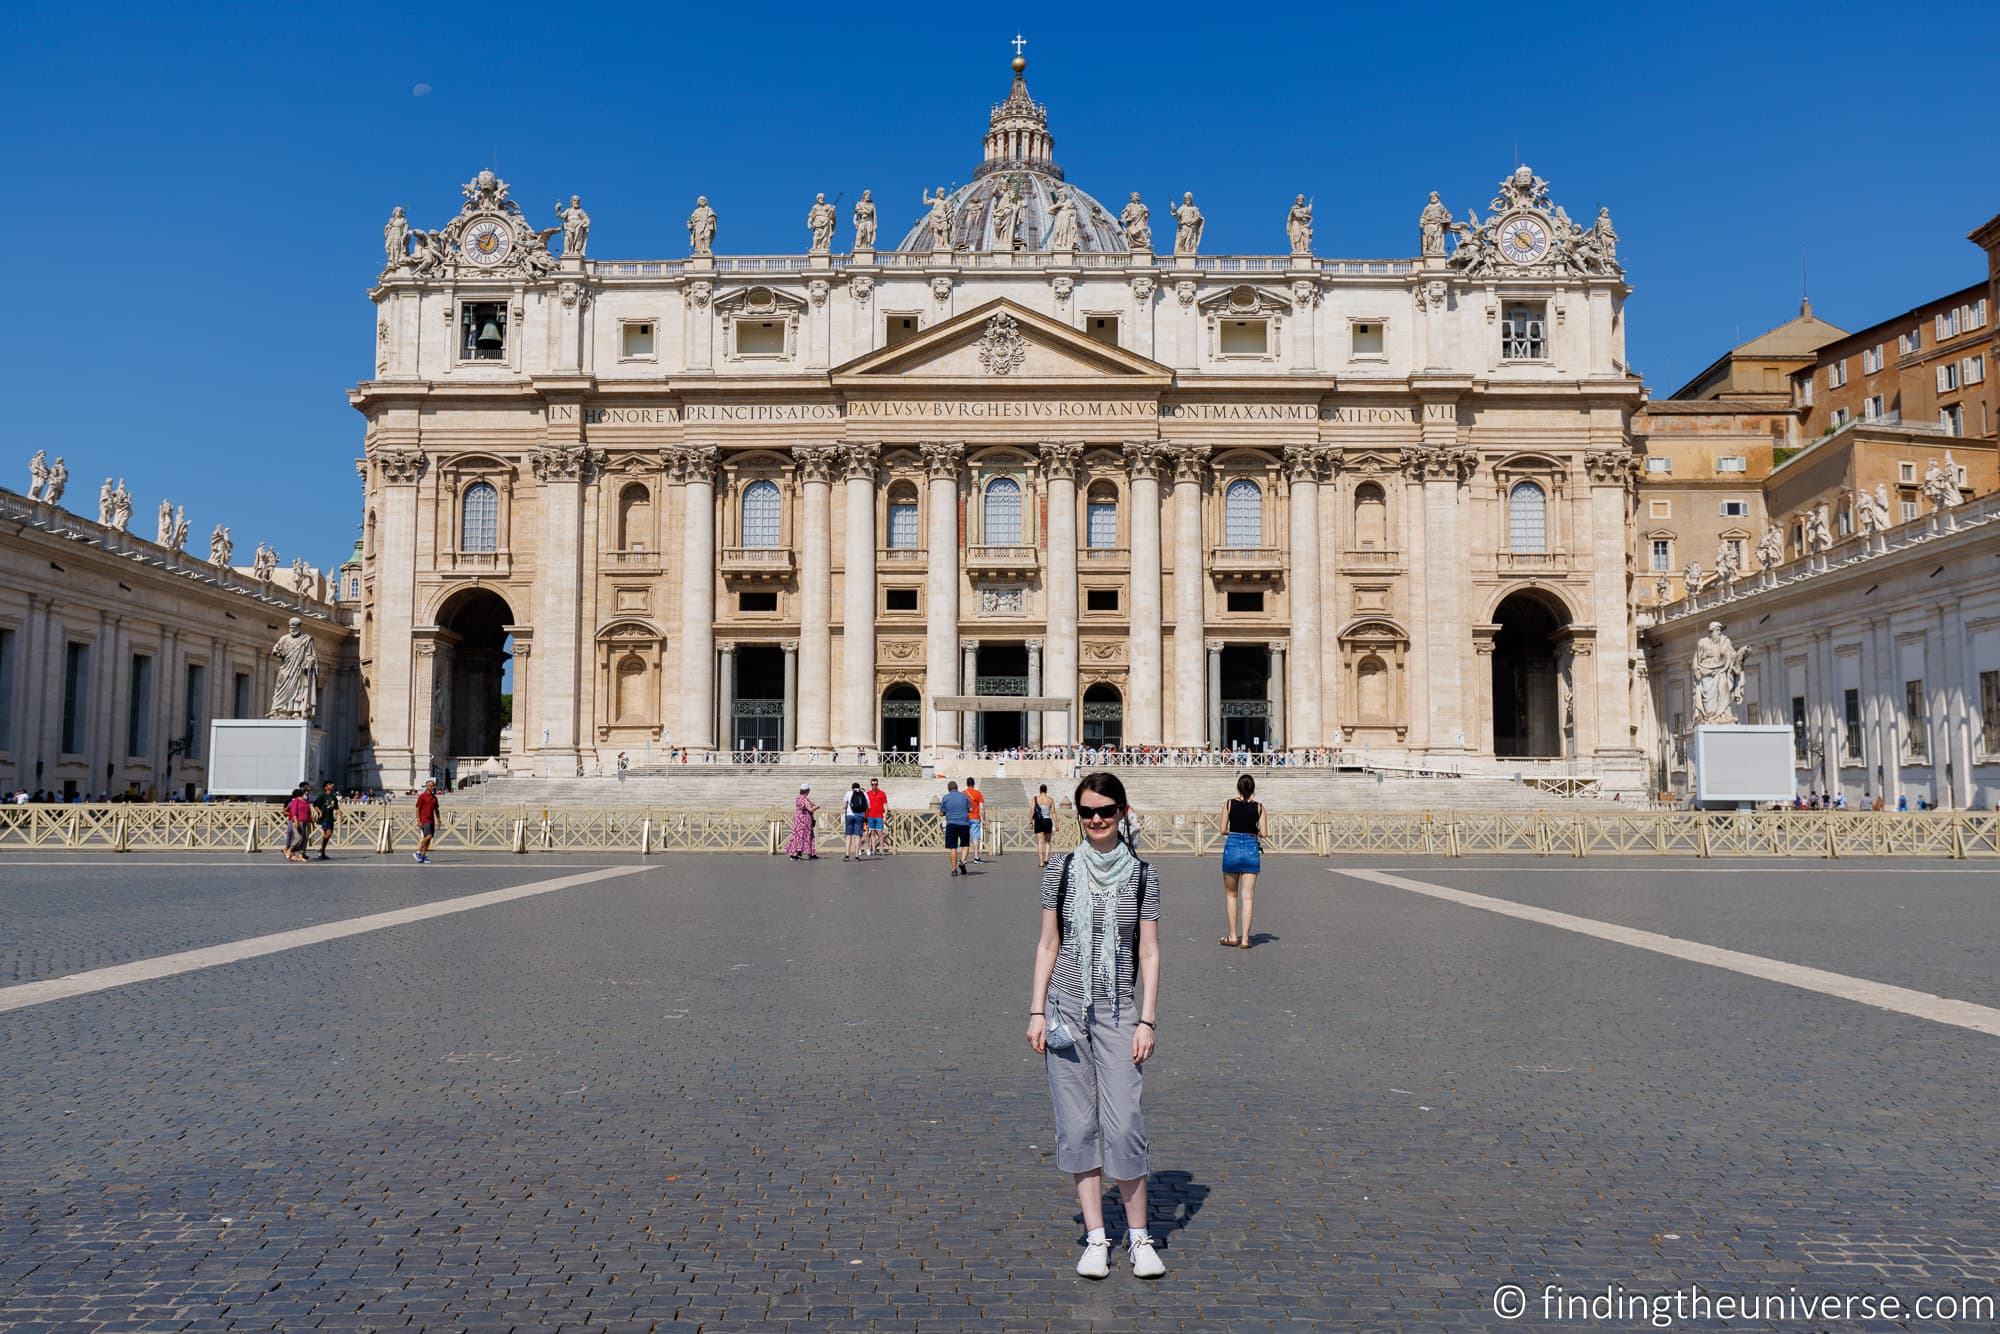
[1692,725,1796,804]
[207,719,313,797]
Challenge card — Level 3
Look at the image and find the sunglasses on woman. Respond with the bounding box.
[1076,803,1123,822]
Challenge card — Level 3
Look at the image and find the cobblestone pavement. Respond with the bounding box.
[4,851,1998,1330]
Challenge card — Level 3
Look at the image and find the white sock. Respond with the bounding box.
[1128,1228,1152,1246]
[1085,1228,1106,1245]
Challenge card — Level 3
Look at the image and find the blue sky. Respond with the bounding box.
[4,0,1995,570]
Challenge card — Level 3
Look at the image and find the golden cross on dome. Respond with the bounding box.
[1011,33,1026,58]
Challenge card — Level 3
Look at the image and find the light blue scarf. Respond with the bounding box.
[1069,839,1136,1003]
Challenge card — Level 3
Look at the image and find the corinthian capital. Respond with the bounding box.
[840,441,881,482]
[920,440,964,480]
[793,445,839,484]
[1281,444,1324,482]
[375,449,428,485]
[1039,441,1085,480]
[677,444,719,485]
[530,444,605,483]
[1401,444,1477,484]
[1585,446,1640,488]
[1123,441,1165,480]
[1165,443,1210,485]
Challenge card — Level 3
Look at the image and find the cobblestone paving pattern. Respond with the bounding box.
[3,852,1998,1329]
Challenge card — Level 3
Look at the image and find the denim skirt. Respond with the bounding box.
[1222,831,1262,875]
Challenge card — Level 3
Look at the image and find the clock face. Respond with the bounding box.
[1497,213,1550,265]
[462,218,512,268]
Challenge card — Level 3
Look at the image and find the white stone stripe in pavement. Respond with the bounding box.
[0,865,653,1014]
[1336,867,2000,1039]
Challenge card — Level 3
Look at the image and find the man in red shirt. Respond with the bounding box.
[864,778,889,858]
[965,777,986,864]
[413,778,439,864]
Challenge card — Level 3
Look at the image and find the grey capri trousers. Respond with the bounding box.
[1044,988,1149,1180]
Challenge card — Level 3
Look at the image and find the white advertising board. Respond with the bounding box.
[207,719,313,797]
[1692,725,1797,805]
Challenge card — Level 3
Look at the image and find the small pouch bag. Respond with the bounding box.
[1042,996,1078,1051]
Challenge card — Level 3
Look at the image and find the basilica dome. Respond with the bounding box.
[895,56,1129,255]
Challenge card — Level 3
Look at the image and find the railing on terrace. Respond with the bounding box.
[585,255,1415,279]
[6,804,1995,859]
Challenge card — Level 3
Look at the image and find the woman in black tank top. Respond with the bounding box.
[1217,772,1267,948]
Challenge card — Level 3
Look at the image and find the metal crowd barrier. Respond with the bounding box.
[1,804,1997,859]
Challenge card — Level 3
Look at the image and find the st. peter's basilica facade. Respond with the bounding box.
[351,53,1646,790]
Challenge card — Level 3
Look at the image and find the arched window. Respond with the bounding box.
[460,482,498,553]
[618,483,652,551]
[1353,481,1387,549]
[984,476,1022,544]
[1508,481,1547,552]
[1086,483,1119,548]
[886,483,920,550]
[741,480,781,548]
[1224,479,1262,547]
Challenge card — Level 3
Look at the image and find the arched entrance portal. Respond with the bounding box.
[880,684,921,755]
[434,588,515,761]
[1491,591,1569,757]
[1082,683,1123,748]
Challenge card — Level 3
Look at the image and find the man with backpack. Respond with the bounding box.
[843,782,868,860]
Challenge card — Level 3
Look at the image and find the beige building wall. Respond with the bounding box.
[1632,403,1789,605]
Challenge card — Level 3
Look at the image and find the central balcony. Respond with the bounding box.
[1080,545,1130,572]
[1208,545,1285,582]
[877,546,929,567]
[720,546,795,583]
[964,544,1041,579]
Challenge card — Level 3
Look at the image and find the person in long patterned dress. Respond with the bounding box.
[786,785,819,860]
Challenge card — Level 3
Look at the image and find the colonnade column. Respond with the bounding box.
[678,446,719,751]
[1125,443,1165,745]
[1169,445,1209,747]
[922,442,964,756]
[794,446,836,752]
[838,443,881,750]
[1040,442,1082,746]
[1268,643,1286,750]
[781,640,798,754]
[1283,445,1323,749]
[1026,639,1043,749]
[961,640,979,753]
[717,641,736,753]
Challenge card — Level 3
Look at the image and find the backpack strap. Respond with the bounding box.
[1055,853,1074,941]
[1132,860,1150,984]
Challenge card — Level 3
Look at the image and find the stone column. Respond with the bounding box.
[1283,445,1324,749]
[1168,445,1209,747]
[1040,442,1083,746]
[1125,443,1165,745]
[1584,447,1640,764]
[961,639,979,753]
[530,443,596,776]
[1207,641,1223,752]
[717,641,736,754]
[1026,639,1043,749]
[794,446,837,752]
[781,640,799,754]
[922,442,964,756]
[838,443,880,750]
[678,446,719,750]
[1412,433,1472,754]
[371,449,427,786]
[1269,642,1287,750]
[505,627,532,770]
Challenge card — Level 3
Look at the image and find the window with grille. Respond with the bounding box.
[1507,481,1548,552]
[1844,688,1862,760]
[983,477,1022,544]
[1983,671,2000,754]
[1087,494,1118,548]
[887,500,918,549]
[1905,680,1927,758]
[741,480,781,548]
[1501,303,1545,359]
[461,482,498,552]
[1223,480,1262,547]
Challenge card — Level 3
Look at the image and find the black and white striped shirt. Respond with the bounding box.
[1040,854,1163,1004]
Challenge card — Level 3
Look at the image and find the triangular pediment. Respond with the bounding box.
[832,298,1172,386]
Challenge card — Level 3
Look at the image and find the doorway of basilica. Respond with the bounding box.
[434,587,514,759]
[1491,591,1568,757]
[1082,683,1123,748]
[731,645,785,754]
[974,642,1028,752]
[1219,645,1272,750]
[880,684,921,755]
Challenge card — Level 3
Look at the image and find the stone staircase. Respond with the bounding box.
[1079,767,1637,812]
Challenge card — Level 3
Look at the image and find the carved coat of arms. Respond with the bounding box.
[977,313,1027,376]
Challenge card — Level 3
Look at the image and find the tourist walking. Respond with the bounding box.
[865,778,889,857]
[1025,772,1165,1280]
[786,784,820,859]
[413,778,439,863]
[1032,783,1057,867]
[966,776,986,863]
[939,779,973,876]
[283,786,313,863]
[843,782,868,860]
[1218,773,1266,948]
[312,780,340,860]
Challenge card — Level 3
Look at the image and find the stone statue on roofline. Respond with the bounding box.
[1121,192,1151,250]
[1755,523,1783,572]
[110,480,132,532]
[806,193,837,253]
[687,196,716,257]
[1169,192,1203,256]
[1419,191,1451,258]
[42,457,66,506]
[556,195,590,257]
[156,499,174,545]
[27,450,48,500]
[851,190,877,249]
[921,186,954,250]
[1286,194,1314,256]
[1046,186,1080,251]
[210,525,232,568]
[383,206,409,272]
[98,477,115,524]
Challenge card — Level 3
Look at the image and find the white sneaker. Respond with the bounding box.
[1076,1238,1110,1279]
[1128,1236,1164,1279]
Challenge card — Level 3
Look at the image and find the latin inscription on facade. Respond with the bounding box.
[548,401,1459,424]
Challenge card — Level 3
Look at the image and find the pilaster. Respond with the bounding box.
[1125,442,1165,745]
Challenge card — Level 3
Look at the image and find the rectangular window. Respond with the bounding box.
[1902,496,1919,522]
[1086,500,1118,548]
[1650,539,1672,571]
[1844,687,1862,761]
[1716,456,1748,472]
[1905,680,1927,758]
[883,588,918,612]
[1941,405,1964,435]
[1899,461,1918,483]
[1983,670,2000,754]
[1965,354,1986,385]
[885,315,920,347]
[126,653,153,757]
[1351,321,1384,356]
[1937,362,1960,393]
[1864,394,1885,420]
[1968,299,1989,331]
[61,642,89,754]
[1831,406,1850,426]
[737,591,778,613]
[1501,302,1546,359]
[1801,376,1814,406]
[184,664,205,760]
[1225,590,1265,613]
[1747,703,1759,724]
[0,626,13,751]
[233,671,251,719]
[1863,345,1883,373]
[1837,505,1852,536]
[621,321,654,358]
[1644,457,1671,474]
[1899,329,1922,356]
[1085,588,1120,612]
[1828,360,1847,388]
[735,320,786,356]
[1085,315,1119,345]
[459,301,507,361]
[1937,309,1960,340]
[1720,500,1750,517]
[1790,696,1808,761]
[1219,319,1269,356]
[886,501,919,550]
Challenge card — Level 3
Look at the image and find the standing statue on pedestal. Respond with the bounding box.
[851,190,877,249]
[805,193,837,253]
[291,557,312,597]
[1683,560,1705,596]
[43,457,66,506]
[268,617,320,721]
[1170,192,1204,257]
[383,206,409,271]
[921,186,955,250]
[1714,540,1739,590]
[556,195,590,256]
[110,481,132,532]
[1285,194,1314,256]
[253,542,277,582]
[1591,207,1619,269]
[1654,573,1671,607]
[1419,191,1451,258]
[1046,186,1080,251]
[98,477,115,525]
[26,450,48,500]
[1691,621,1749,726]
[156,499,174,545]
[1923,454,1964,509]
[989,179,1024,251]
[1807,502,1834,554]
[209,525,232,568]
[1120,192,1151,250]
[1755,523,1784,572]
[169,505,189,553]
[686,196,717,257]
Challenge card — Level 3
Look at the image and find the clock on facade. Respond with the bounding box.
[1496,213,1550,265]
[462,218,513,268]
